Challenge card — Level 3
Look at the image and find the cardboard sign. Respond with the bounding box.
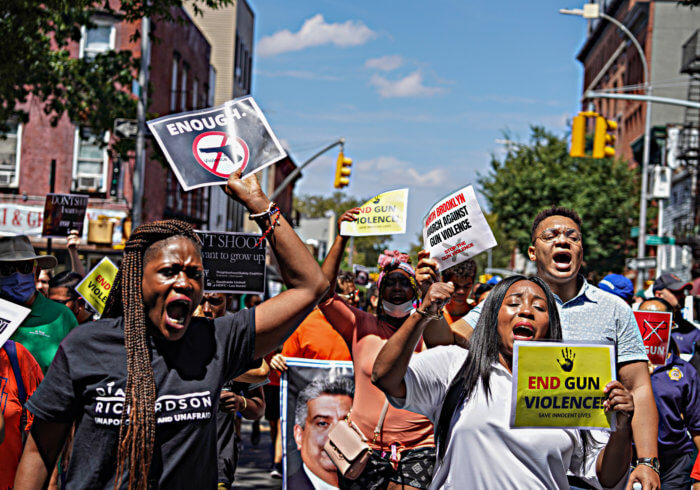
[280,358,354,489]
[0,298,31,347]
[75,257,119,315]
[633,310,673,365]
[510,341,616,430]
[340,189,409,236]
[197,231,267,294]
[41,193,89,238]
[422,185,496,270]
[148,96,286,191]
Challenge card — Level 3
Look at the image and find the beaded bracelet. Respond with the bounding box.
[416,308,443,321]
[249,201,277,220]
[255,207,281,247]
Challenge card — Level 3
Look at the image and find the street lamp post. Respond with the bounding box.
[560,5,653,290]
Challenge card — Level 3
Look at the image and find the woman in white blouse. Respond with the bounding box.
[372,275,634,489]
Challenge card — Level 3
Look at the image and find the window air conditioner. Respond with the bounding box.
[0,171,15,186]
[76,174,102,191]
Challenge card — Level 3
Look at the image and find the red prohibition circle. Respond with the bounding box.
[192,131,249,178]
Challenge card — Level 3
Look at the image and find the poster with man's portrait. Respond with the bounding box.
[281,358,354,490]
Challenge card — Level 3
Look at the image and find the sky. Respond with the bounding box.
[250,0,590,250]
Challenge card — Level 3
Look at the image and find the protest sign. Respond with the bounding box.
[281,358,354,490]
[0,298,31,347]
[148,96,286,191]
[75,257,119,315]
[422,185,496,270]
[633,310,673,365]
[197,231,266,294]
[340,189,408,236]
[41,193,89,238]
[510,341,616,430]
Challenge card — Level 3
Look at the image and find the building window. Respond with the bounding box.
[73,128,108,193]
[80,21,116,60]
[0,121,21,188]
[192,78,199,109]
[170,54,180,112]
[208,65,216,106]
[180,63,189,111]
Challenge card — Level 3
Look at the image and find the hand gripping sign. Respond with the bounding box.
[633,310,673,365]
[148,96,287,191]
[340,189,408,237]
[510,341,616,430]
[75,257,119,315]
[422,185,496,270]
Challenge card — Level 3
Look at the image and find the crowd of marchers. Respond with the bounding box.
[0,170,699,490]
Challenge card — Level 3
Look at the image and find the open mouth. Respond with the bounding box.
[165,297,192,329]
[512,323,535,341]
[553,251,572,271]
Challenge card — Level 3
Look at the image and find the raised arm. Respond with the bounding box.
[223,169,329,358]
[66,229,86,276]
[321,208,359,301]
[372,282,454,399]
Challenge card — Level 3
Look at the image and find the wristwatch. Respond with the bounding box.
[633,457,660,474]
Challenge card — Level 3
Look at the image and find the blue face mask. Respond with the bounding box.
[0,271,36,304]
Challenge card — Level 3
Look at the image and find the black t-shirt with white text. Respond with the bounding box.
[26,309,256,489]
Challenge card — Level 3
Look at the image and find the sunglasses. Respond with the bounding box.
[200,296,225,306]
[0,261,35,277]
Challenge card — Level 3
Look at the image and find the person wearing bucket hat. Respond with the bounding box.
[598,273,635,305]
[2,235,77,373]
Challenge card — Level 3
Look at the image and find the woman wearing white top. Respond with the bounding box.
[372,275,635,489]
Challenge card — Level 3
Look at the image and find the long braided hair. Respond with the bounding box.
[103,220,201,490]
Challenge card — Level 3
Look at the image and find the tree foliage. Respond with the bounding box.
[478,126,639,274]
[294,191,391,268]
[1,0,231,156]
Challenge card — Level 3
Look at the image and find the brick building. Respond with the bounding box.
[0,5,213,265]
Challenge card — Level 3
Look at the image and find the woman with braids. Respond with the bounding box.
[372,275,636,489]
[13,169,328,490]
[317,209,458,490]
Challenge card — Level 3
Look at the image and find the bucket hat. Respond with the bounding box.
[0,235,57,269]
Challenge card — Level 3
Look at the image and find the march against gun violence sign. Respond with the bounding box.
[148,96,287,191]
[340,188,408,237]
[197,231,266,295]
[510,341,616,430]
[422,185,496,270]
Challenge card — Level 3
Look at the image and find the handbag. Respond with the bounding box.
[324,399,390,480]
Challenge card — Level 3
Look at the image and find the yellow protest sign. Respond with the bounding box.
[75,257,119,315]
[339,189,408,237]
[510,341,616,430]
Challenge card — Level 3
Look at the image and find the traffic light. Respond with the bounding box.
[592,116,617,159]
[109,159,121,198]
[570,114,586,158]
[334,151,352,188]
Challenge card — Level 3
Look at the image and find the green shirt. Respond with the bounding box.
[10,293,78,373]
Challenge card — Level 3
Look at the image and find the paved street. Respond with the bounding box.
[234,420,282,490]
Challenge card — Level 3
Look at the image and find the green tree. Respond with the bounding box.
[294,191,391,267]
[478,126,639,274]
[0,0,231,156]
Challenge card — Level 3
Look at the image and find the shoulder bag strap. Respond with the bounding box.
[372,399,390,444]
[3,340,27,405]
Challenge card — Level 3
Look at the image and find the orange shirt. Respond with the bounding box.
[281,308,351,361]
[0,342,43,489]
[319,295,434,451]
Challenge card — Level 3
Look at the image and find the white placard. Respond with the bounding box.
[0,298,32,346]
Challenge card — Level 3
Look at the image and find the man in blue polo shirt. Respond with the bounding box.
[463,206,660,488]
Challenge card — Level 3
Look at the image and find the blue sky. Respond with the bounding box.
[250,0,589,250]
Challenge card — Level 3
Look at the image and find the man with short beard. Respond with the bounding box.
[464,206,661,489]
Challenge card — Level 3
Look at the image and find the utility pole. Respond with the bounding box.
[133,16,150,228]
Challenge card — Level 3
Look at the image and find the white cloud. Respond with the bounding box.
[257,14,375,57]
[364,55,404,71]
[370,71,443,98]
[356,156,450,188]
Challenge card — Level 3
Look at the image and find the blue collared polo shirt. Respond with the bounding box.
[465,277,647,364]
[651,351,700,457]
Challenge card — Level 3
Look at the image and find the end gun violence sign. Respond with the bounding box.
[633,310,673,365]
[148,96,287,191]
[340,188,408,237]
[510,341,616,430]
[197,231,267,295]
[75,257,119,315]
[42,193,89,238]
[422,185,496,270]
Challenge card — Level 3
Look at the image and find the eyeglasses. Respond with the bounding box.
[0,261,35,277]
[535,228,582,244]
[200,295,225,306]
[51,297,75,305]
